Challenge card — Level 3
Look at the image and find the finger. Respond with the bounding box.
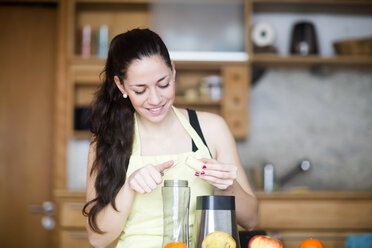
[201,169,237,180]
[203,163,237,173]
[200,158,217,164]
[135,173,153,193]
[155,160,174,172]
[148,165,162,184]
[200,175,234,187]
[129,179,145,194]
[140,174,156,193]
[198,175,232,190]
[142,169,159,190]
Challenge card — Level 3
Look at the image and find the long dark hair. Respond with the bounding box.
[82,28,172,233]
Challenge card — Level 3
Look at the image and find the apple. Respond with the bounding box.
[248,235,284,248]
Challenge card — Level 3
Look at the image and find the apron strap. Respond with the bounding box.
[172,106,210,155]
[132,106,212,157]
[132,113,141,156]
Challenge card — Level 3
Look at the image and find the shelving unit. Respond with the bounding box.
[65,0,250,141]
[54,0,251,193]
[248,0,372,67]
[53,0,371,247]
[252,54,372,67]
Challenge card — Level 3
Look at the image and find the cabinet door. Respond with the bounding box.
[222,65,250,138]
[0,4,56,248]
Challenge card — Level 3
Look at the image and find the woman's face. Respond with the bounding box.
[115,55,176,123]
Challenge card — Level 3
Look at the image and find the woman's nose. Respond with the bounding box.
[148,88,161,105]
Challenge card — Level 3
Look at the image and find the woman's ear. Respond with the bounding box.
[171,61,176,81]
[114,76,127,95]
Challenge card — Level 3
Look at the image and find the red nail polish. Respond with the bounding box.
[201,171,205,175]
[202,165,207,169]
[195,172,199,176]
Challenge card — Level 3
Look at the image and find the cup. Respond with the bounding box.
[162,180,190,247]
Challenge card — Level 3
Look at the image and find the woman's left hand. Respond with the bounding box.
[198,158,238,190]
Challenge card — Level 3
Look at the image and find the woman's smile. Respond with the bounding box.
[147,104,165,115]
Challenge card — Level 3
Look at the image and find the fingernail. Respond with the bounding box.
[195,172,199,176]
[202,165,207,169]
[200,171,205,175]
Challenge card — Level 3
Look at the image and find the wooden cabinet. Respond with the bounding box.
[255,191,372,248]
[55,191,117,248]
[61,0,251,141]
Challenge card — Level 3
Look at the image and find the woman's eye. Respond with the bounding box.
[159,83,170,89]
[134,89,146,95]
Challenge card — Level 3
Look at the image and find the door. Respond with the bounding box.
[0,3,57,248]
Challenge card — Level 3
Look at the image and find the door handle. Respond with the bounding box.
[29,201,56,230]
[29,201,55,215]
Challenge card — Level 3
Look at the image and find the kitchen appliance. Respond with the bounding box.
[192,195,240,248]
[290,21,319,55]
[162,180,190,247]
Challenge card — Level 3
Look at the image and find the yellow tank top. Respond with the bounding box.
[116,106,214,248]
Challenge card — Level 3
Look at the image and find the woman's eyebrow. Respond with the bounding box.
[129,75,168,87]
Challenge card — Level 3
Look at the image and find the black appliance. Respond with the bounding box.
[290,21,319,55]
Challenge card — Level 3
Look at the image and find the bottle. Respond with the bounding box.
[162,180,190,247]
[263,163,274,193]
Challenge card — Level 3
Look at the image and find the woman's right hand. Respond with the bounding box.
[127,160,174,194]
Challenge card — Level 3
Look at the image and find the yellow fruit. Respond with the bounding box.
[185,155,204,172]
[201,231,236,248]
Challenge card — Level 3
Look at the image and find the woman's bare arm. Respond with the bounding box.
[85,143,135,248]
[198,112,259,230]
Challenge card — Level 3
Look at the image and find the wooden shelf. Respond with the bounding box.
[75,0,240,3]
[174,97,221,106]
[252,0,372,13]
[252,54,372,67]
[70,55,248,69]
[251,0,372,5]
[73,130,91,139]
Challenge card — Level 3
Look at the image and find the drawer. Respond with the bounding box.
[60,230,91,248]
[222,65,249,88]
[223,88,248,111]
[258,199,372,229]
[267,231,357,248]
[223,111,248,138]
[60,230,119,248]
[60,201,86,228]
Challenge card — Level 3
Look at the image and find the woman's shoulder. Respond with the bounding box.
[176,107,229,135]
[195,110,232,142]
[196,110,226,128]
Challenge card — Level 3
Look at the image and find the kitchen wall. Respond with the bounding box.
[238,68,372,191]
[239,12,372,191]
[67,12,372,191]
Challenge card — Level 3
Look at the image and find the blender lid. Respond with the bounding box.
[196,195,235,210]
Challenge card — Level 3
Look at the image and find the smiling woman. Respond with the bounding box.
[82,28,258,248]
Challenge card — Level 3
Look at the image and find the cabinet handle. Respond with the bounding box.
[278,234,346,240]
[69,232,88,239]
[67,202,85,209]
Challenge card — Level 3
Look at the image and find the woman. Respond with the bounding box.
[83,28,258,248]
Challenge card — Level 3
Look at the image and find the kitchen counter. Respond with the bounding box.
[255,190,372,248]
[54,190,372,248]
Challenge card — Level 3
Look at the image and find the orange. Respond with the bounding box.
[299,238,325,248]
[164,242,187,248]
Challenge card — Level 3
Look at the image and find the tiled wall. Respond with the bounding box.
[238,68,372,191]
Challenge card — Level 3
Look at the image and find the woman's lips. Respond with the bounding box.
[147,104,165,114]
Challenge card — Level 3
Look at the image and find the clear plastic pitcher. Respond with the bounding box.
[162,180,190,247]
